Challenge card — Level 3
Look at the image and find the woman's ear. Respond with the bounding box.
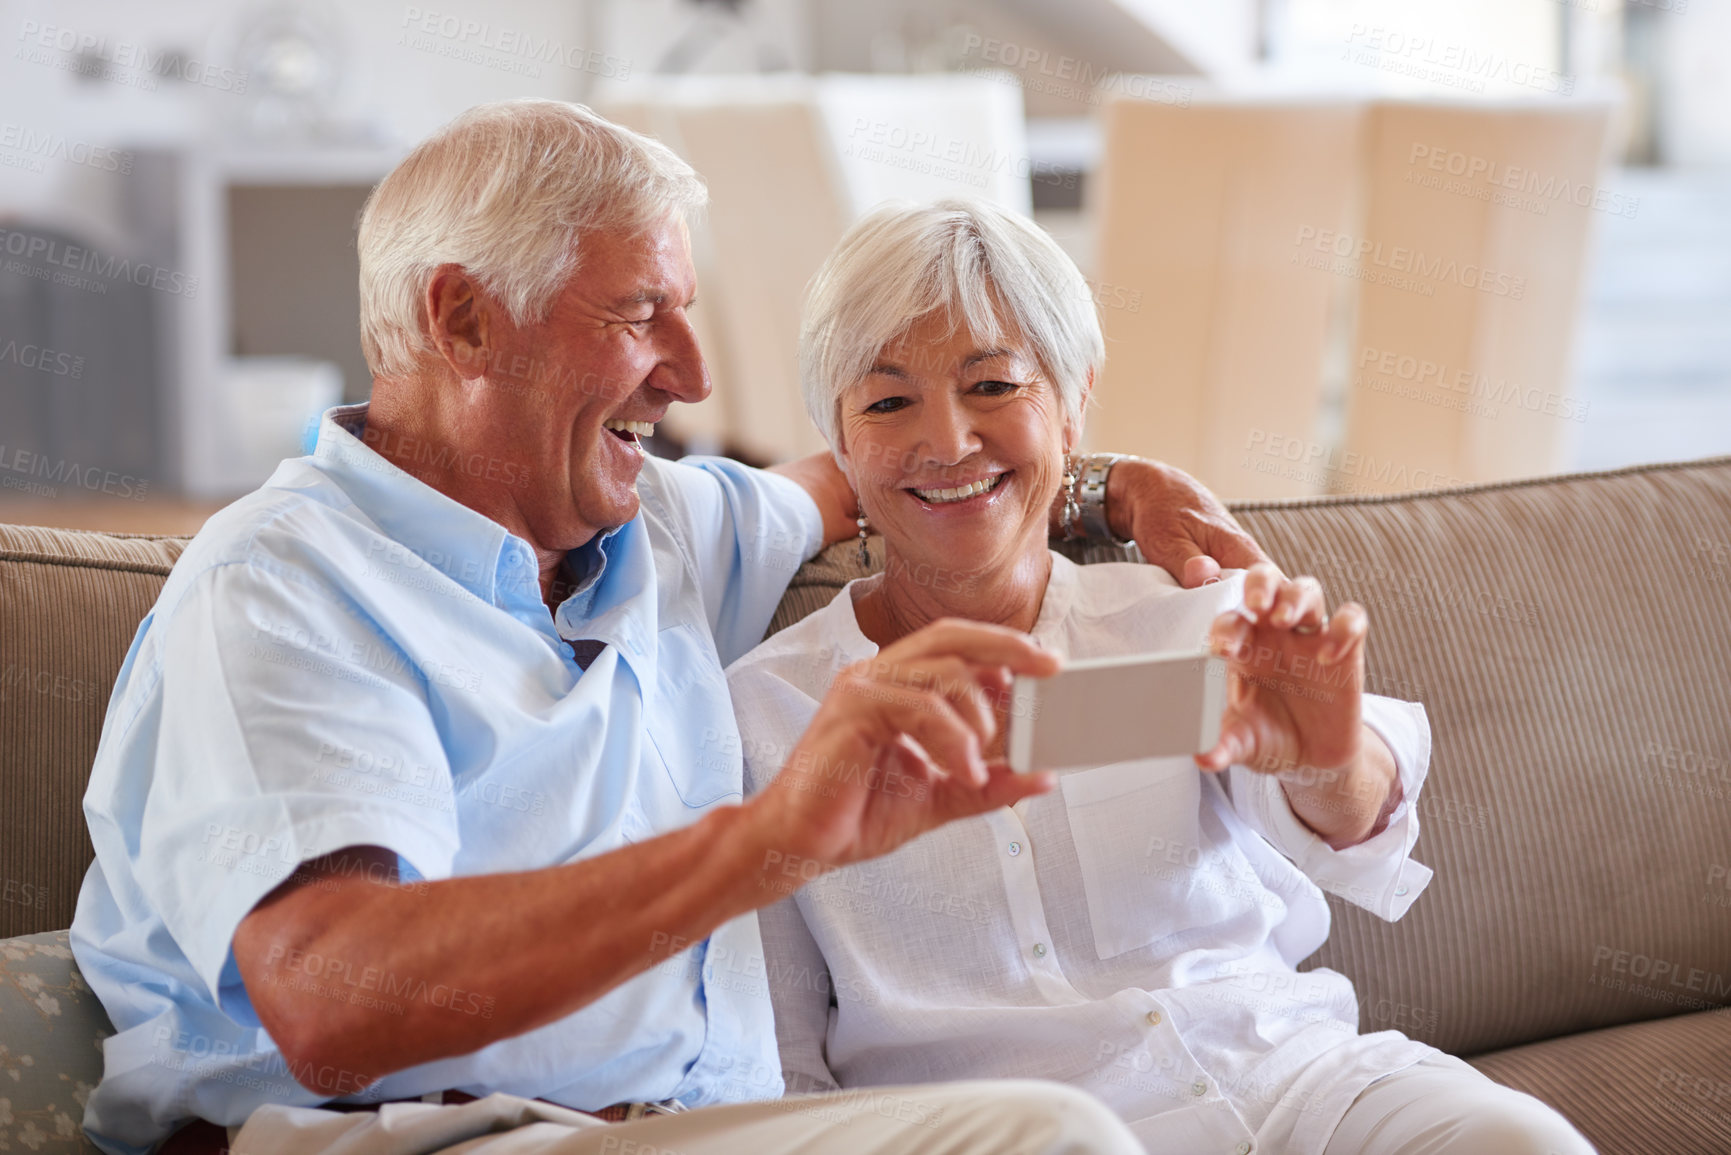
[1062,368,1094,454]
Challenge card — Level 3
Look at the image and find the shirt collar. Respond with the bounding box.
[308,403,547,607]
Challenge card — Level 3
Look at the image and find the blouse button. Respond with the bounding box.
[1190,1078,1208,1097]
[1032,942,1048,958]
[1008,841,1022,857]
[1146,1010,1162,1027]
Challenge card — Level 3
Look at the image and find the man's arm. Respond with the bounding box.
[236,813,785,1090]
[1105,457,1272,586]
[767,452,860,546]
[770,451,1271,588]
[235,619,1059,1091]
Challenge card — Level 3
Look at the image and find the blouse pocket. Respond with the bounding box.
[1061,758,1237,959]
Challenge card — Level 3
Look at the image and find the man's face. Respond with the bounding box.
[482,214,709,550]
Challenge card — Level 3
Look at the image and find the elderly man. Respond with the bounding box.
[71,100,1264,1155]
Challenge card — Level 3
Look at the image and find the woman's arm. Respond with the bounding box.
[759,894,843,1095]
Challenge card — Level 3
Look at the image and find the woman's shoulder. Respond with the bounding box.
[724,583,865,699]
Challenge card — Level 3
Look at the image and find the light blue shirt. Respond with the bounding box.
[70,404,825,1155]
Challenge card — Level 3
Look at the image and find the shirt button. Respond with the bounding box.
[1191,1078,1208,1097]
[1032,943,1047,958]
[1236,1143,1253,1155]
[1395,885,1410,896]
[1146,1010,1162,1026]
[1008,841,1022,857]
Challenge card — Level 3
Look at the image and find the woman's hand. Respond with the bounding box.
[1196,564,1398,849]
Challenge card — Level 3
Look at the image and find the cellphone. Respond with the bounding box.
[1007,650,1228,773]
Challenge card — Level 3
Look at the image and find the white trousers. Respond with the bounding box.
[1324,1055,1597,1155]
[231,1080,1144,1155]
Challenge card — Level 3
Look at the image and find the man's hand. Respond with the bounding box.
[1105,458,1273,588]
[749,619,1060,876]
[1194,564,1397,848]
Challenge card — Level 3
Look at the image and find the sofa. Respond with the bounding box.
[4,455,1730,1154]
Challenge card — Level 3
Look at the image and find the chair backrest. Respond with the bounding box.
[1090,95,1366,499]
[1342,100,1615,491]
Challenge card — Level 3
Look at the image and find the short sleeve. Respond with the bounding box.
[1226,694,1434,921]
[641,456,825,667]
[137,561,462,1022]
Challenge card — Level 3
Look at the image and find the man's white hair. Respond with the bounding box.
[798,198,1104,455]
[358,99,707,378]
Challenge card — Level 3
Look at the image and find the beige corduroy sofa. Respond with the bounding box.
[3,455,1730,1155]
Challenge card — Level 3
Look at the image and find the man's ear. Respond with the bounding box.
[1062,367,1094,453]
[424,264,492,382]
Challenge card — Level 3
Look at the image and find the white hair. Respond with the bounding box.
[798,198,1104,453]
[358,99,707,378]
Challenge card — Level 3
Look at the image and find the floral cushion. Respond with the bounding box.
[0,932,112,1153]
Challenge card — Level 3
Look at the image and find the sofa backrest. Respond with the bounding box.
[0,524,185,937]
[5,456,1730,1056]
[772,456,1731,1059]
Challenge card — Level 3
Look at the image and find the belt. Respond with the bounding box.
[156,1092,683,1155]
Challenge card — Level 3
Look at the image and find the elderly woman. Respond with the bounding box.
[726,201,1595,1155]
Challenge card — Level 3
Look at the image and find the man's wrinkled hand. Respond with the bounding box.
[752,619,1060,877]
[1106,458,1274,588]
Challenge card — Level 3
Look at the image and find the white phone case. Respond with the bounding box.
[1007,650,1227,773]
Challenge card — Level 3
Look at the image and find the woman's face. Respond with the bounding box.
[837,309,1082,587]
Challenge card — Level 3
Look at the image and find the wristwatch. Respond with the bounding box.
[1061,453,1129,544]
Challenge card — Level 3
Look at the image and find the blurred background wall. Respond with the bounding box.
[0,0,1725,530]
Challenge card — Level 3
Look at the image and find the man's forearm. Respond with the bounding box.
[236,801,784,1090]
[768,452,859,545]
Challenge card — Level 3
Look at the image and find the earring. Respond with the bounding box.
[1059,454,1082,541]
[856,507,872,568]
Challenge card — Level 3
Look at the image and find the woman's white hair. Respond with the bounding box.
[799,198,1104,454]
[358,99,707,378]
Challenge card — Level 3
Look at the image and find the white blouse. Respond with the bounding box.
[728,554,1439,1155]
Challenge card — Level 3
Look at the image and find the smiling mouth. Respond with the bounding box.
[604,419,655,446]
[909,474,1007,504]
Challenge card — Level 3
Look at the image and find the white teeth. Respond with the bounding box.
[604,420,655,437]
[912,475,1003,504]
